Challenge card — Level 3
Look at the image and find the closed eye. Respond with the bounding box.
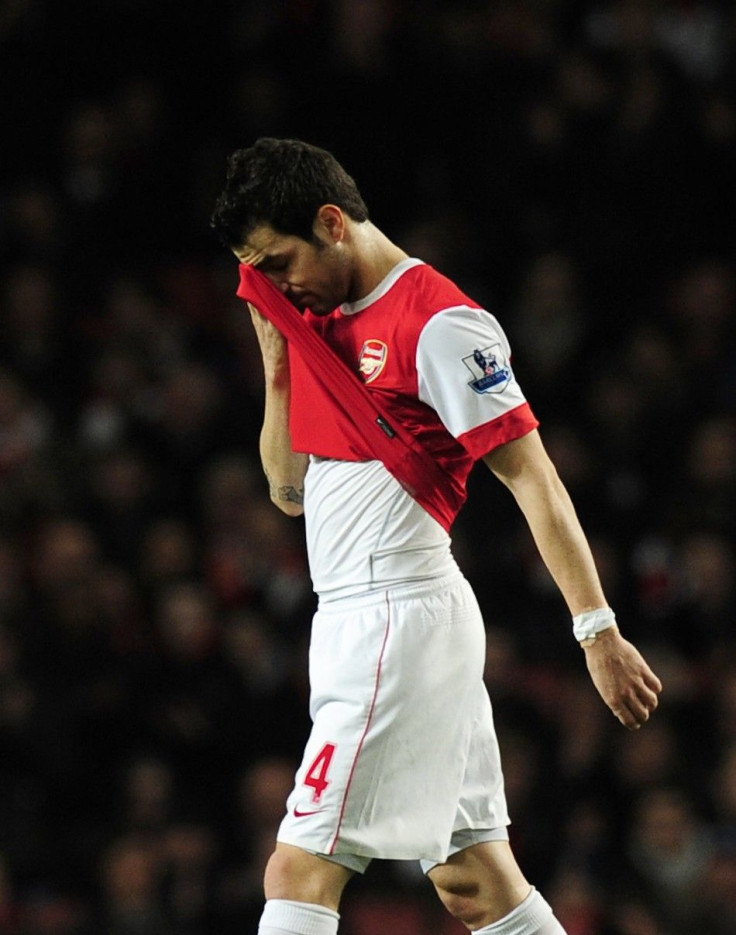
[258,255,290,274]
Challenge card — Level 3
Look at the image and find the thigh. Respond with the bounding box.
[278,575,490,865]
[449,679,510,834]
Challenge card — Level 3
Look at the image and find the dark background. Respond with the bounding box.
[0,2,735,933]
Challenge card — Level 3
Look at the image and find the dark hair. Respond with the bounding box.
[210,138,369,247]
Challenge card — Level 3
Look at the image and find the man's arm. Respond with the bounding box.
[483,429,662,730]
[248,303,309,516]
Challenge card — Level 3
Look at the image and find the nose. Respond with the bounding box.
[269,276,289,294]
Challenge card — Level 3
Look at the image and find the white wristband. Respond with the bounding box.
[572,607,616,642]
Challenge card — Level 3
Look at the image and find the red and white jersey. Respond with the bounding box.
[289,258,538,599]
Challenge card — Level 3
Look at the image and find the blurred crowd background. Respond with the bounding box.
[1,1,735,933]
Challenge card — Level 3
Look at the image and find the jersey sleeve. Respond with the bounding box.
[415,305,539,460]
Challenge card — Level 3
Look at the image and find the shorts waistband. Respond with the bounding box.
[316,570,466,613]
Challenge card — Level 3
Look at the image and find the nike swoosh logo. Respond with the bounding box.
[293,806,324,817]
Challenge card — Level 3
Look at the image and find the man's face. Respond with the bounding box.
[233,221,351,316]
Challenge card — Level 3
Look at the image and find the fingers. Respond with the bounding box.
[612,678,661,731]
[627,665,663,729]
[643,667,663,695]
[246,302,287,356]
[612,701,647,731]
[614,707,642,731]
[587,637,664,731]
[612,699,646,730]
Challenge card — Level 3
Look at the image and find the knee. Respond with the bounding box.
[263,844,351,910]
[263,846,317,900]
[429,840,530,929]
[432,874,485,929]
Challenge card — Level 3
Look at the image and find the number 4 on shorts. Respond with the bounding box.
[304,742,336,803]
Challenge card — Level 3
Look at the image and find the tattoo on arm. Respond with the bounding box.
[265,469,304,505]
[274,484,304,505]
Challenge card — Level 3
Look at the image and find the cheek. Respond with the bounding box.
[292,260,318,286]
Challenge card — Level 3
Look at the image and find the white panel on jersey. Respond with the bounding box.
[304,457,457,600]
[416,306,529,439]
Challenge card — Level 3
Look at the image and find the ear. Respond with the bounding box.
[315,204,345,244]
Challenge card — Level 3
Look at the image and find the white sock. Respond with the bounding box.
[258,898,340,935]
[475,888,567,935]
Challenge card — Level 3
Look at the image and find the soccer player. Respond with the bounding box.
[211,138,662,935]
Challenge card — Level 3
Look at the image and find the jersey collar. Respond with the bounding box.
[338,258,424,316]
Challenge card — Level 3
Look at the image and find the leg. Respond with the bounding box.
[429,840,530,929]
[264,842,354,910]
[429,840,567,933]
[258,843,354,935]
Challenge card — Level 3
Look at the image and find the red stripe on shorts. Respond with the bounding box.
[328,594,391,855]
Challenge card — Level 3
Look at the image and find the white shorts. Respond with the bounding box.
[277,572,510,872]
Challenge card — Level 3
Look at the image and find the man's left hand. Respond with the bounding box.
[583,627,663,730]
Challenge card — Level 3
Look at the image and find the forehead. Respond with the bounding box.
[233,225,302,266]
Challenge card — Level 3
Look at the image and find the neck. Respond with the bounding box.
[347,222,409,303]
